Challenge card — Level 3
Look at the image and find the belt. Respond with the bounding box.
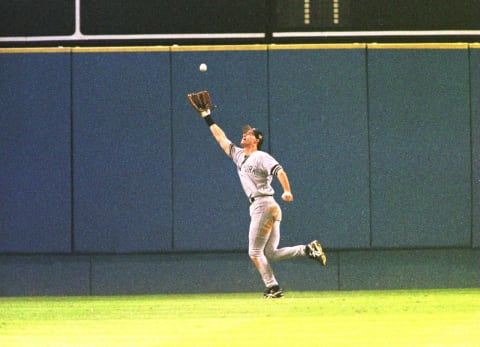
[249,195,272,204]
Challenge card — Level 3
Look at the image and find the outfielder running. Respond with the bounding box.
[187,91,326,298]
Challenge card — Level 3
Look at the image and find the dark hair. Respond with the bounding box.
[252,129,264,150]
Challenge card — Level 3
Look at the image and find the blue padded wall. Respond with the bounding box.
[72,49,173,253]
[471,45,480,248]
[368,46,472,248]
[0,256,90,296]
[339,249,479,290]
[0,51,72,253]
[171,47,269,251]
[0,44,479,296]
[268,45,370,249]
[0,44,477,257]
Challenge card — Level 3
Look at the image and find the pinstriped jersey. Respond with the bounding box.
[229,144,283,199]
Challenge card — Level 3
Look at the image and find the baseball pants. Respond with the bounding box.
[248,196,306,288]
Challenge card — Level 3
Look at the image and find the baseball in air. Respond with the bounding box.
[199,63,208,72]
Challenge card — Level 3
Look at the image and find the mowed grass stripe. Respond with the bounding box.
[0,289,478,347]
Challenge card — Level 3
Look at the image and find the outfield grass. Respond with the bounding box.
[0,288,479,347]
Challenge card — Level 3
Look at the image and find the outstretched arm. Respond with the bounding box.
[276,168,293,202]
[208,123,232,156]
[187,91,232,156]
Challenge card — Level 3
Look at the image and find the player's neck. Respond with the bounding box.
[244,146,257,156]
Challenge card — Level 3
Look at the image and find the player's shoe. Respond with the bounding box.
[263,285,284,299]
[306,240,327,266]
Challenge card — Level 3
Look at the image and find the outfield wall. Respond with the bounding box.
[0,44,479,295]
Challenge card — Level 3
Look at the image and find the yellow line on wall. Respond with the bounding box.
[72,46,170,53]
[171,44,267,52]
[0,47,72,54]
[1,43,477,54]
[367,43,469,49]
[268,43,366,50]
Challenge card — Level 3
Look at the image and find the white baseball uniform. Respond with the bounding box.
[229,144,306,288]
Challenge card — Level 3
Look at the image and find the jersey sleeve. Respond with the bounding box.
[260,152,283,176]
[270,163,283,176]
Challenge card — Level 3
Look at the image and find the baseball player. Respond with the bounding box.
[187,91,326,298]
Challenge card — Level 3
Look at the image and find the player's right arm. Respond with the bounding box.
[209,123,232,156]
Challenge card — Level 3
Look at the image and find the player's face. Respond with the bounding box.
[241,130,258,148]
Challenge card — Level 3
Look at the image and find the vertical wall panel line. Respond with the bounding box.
[169,49,176,251]
[365,45,373,249]
[468,45,475,248]
[70,50,76,253]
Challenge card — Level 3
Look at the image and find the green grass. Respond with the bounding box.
[1,288,479,347]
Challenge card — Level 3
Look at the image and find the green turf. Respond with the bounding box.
[1,288,479,346]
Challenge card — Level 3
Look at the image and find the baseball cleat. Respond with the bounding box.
[263,285,284,299]
[306,240,327,266]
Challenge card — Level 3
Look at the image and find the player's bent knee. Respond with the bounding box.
[248,252,260,260]
[248,251,264,263]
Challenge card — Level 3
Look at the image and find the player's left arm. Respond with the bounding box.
[209,123,232,156]
[276,168,293,202]
[187,90,232,156]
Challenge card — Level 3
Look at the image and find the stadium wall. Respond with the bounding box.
[0,44,478,295]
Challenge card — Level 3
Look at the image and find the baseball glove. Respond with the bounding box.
[187,90,211,117]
